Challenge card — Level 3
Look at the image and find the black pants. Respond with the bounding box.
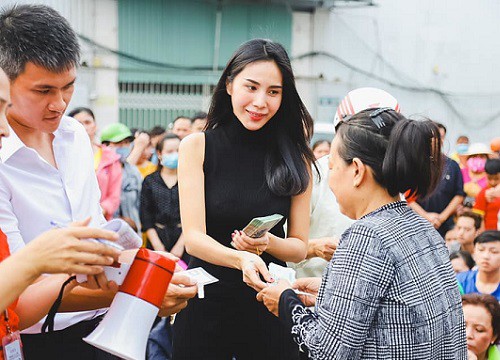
[21,316,118,360]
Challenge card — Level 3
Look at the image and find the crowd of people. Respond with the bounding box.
[0,3,500,360]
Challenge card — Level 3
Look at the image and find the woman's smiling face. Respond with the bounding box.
[226,60,283,131]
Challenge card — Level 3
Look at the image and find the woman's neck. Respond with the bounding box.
[355,188,400,219]
[161,167,177,177]
[477,350,487,360]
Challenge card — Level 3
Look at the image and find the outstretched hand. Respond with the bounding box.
[23,218,120,278]
[239,252,273,292]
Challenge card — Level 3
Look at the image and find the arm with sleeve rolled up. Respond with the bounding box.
[278,226,393,359]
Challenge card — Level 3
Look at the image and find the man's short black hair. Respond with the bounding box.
[192,112,207,121]
[474,231,500,246]
[149,126,166,137]
[174,116,192,124]
[485,159,500,175]
[0,4,80,80]
[449,250,475,270]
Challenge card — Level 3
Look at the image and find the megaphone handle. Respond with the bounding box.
[41,275,76,333]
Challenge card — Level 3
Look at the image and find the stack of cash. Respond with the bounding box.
[242,214,284,238]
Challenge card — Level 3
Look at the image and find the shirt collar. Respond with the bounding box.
[0,124,25,163]
[0,116,76,163]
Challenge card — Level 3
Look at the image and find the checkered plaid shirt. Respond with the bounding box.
[280,201,467,359]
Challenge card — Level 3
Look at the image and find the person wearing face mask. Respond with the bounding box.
[100,123,143,232]
[462,143,494,200]
[140,134,187,263]
[140,133,185,360]
[450,135,470,168]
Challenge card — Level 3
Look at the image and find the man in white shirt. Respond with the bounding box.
[0,4,196,359]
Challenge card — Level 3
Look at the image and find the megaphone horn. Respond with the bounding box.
[84,249,175,360]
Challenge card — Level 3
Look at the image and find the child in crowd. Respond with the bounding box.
[450,251,475,274]
[457,231,500,301]
[474,159,500,230]
[456,211,483,254]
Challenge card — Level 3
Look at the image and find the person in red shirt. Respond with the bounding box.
[474,159,500,230]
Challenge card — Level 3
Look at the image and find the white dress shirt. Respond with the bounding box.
[0,116,106,333]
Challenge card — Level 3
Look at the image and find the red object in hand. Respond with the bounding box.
[120,249,175,308]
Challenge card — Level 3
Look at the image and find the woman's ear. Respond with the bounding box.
[226,79,233,96]
[351,157,366,188]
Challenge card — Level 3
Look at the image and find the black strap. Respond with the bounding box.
[41,276,76,333]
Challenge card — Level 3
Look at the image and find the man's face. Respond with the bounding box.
[474,241,500,274]
[7,62,76,134]
[455,216,479,247]
[172,118,192,139]
[73,111,97,140]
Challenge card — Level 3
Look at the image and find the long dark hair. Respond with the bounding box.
[207,39,315,196]
[335,108,442,199]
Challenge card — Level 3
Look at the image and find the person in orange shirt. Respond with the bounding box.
[474,159,500,230]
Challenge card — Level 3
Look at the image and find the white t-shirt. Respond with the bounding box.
[0,116,106,333]
[289,155,353,278]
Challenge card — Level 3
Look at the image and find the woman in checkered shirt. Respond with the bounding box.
[258,109,468,359]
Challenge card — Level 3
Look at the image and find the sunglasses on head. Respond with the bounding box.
[335,107,398,132]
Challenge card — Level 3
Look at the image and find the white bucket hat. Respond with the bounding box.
[465,142,494,156]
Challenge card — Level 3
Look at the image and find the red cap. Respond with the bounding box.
[119,249,176,308]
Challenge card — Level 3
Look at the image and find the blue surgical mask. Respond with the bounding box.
[161,152,178,169]
[115,146,131,162]
[456,143,469,155]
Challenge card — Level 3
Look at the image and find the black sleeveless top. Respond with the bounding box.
[188,116,291,286]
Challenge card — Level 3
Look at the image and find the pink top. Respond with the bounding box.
[96,146,122,220]
[461,167,488,198]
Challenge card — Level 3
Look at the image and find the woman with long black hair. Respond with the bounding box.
[172,39,315,359]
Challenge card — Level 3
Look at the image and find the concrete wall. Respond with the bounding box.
[292,0,500,148]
